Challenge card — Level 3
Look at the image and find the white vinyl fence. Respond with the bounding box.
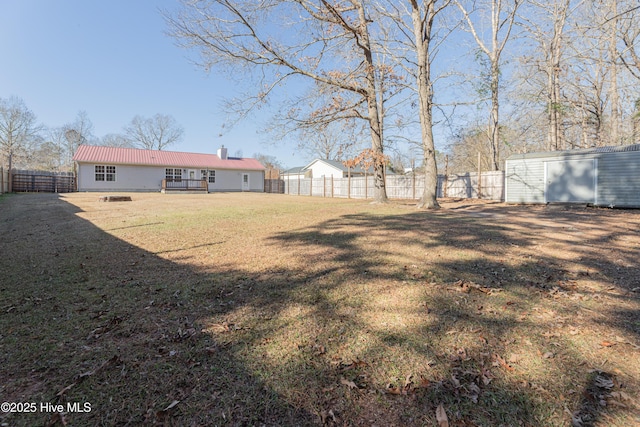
[0,167,9,194]
[283,171,505,201]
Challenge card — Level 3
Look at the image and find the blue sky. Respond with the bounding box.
[0,0,305,167]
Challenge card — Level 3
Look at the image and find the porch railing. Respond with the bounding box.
[162,178,208,192]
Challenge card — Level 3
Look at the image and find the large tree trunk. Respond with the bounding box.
[355,0,388,203]
[410,0,440,209]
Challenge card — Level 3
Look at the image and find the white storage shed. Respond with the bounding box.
[505,144,640,208]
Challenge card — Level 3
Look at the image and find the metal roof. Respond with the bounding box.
[507,143,640,161]
[73,145,265,170]
[304,158,373,174]
[282,166,305,174]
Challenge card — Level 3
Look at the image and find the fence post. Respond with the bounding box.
[444,155,449,198]
[365,173,368,199]
[412,172,415,200]
[477,151,482,199]
[331,176,334,198]
[310,178,313,197]
[323,176,326,198]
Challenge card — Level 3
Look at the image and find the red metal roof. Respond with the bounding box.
[73,145,265,170]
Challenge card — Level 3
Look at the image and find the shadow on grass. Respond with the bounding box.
[0,194,316,426]
[0,195,637,426]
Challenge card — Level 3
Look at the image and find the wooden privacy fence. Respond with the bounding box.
[283,171,505,201]
[264,179,285,194]
[11,170,76,193]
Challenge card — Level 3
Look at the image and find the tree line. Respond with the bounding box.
[166,0,640,207]
[0,97,184,173]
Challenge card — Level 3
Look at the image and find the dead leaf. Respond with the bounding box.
[313,344,326,355]
[403,374,413,390]
[386,384,403,395]
[418,376,431,388]
[320,409,338,425]
[340,377,358,390]
[435,403,449,427]
[508,353,523,364]
[493,354,515,371]
[600,341,615,347]
[450,375,461,388]
[163,400,180,411]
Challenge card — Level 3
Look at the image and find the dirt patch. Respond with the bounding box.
[0,193,638,426]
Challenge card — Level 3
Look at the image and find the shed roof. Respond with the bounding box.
[507,143,640,161]
[73,145,265,170]
[304,158,372,174]
[282,166,306,174]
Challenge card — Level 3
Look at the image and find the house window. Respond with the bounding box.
[106,166,116,182]
[95,165,105,181]
[165,168,182,182]
[95,165,116,181]
[201,169,215,183]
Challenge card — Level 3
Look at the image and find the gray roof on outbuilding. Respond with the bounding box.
[507,143,640,161]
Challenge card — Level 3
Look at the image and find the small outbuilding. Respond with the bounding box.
[73,145,265,193]
[282,159,372,180]
[505,144,640,207]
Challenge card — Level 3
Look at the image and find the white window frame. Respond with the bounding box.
[95,165,116,182]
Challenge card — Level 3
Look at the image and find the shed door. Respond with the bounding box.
[545,159,596,203]
[242,173,250,191]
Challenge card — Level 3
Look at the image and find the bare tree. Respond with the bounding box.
[520,0,576,151]
[619,2,640,80]
[0,97,41,171]
[62,111,94,170]
[301,120,366,161]
[101,133,133,148]
[607,0,621,145]
[124,114,184,151]
[166,0,389,203]
[408,0,450,208]
[454,0,520,170]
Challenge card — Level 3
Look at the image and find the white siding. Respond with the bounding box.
[506,149,640,207]
[208,170,264,192]
[307,161,343,178]
[77,164,165,191]
[77,163,264,192]
[505,159,545,203]
[597,151,640,207]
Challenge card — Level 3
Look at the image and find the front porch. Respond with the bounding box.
[161,178,208,193]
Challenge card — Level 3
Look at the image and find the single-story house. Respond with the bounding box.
[505,143,640,207]
[282,158,372,181]
[73,145,265,193]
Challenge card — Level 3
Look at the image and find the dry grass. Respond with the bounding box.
[0,192,639,426]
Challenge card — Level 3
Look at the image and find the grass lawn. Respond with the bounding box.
[0,192,639,426]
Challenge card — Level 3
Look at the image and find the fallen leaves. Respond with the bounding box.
[57,355,120,397]
[493,354,515,372]
[436,403,449,427]
[385,374,415,395]
[340,377,359,390]
[451,279,502,295]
